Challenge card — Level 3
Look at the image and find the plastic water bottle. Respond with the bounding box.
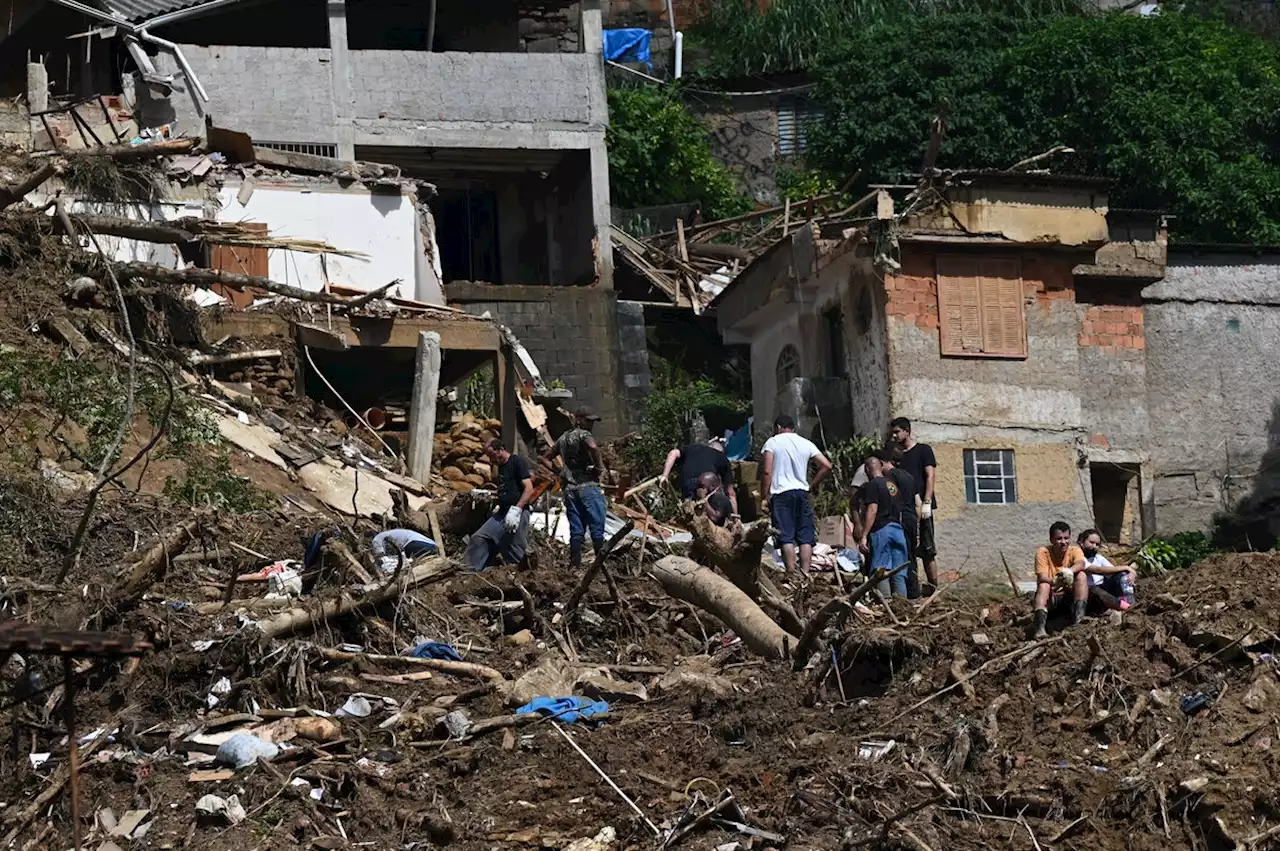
[1120,575,1136,607]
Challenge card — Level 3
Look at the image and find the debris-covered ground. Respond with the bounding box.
[0,140,1278,851]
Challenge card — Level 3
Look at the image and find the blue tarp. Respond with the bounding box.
[725,418,753,462]
[602,28,652,68]
[515,696,610,725]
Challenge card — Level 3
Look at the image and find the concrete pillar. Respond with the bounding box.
[326,0,356,161]
[589,135,613,289]
[27,62,47,113]
[408,331,442,484]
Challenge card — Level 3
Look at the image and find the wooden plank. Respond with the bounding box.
[202,313,500,352]
[209,222,268,307]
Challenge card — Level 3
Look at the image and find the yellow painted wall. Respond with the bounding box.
[933,441,1078,522]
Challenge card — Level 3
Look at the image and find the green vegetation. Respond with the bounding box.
[810,11,1280,244]
[164,451,270,513]
[1135,531,1218,575]
[809,435,883,517]
[626,365,748,477]
[690,0,1089,78]
[606,86,752,219]
[686,2,1280,245]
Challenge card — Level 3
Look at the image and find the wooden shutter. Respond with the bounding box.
[937,256,1026,358]
[980,258,1026,356]
[937,256,983,355]
[209,223,269,308]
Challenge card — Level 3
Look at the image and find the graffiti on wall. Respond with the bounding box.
[697,105,782,205]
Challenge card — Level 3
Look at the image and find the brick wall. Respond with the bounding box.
[1079,305,1145,351]
[444,284,650,440]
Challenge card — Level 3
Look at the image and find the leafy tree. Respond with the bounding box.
[607,86,752,220]
[806,11,1280,244]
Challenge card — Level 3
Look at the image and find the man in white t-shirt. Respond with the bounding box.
[761,414,833,573]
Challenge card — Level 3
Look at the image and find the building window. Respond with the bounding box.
[776,344,800,388]
[937,256,1027,358]
[964,449,1017,504]
[777,97,823,156]
[256,141,339,158]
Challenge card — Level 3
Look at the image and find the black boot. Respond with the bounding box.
[1031,608,1048,639]
[569,542,583,570]
[1071,599,1087,626]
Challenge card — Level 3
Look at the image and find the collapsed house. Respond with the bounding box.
[713,169,1280,562]
[0,0,648,439]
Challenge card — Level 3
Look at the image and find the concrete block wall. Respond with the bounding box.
[348,51,603,126]
[444,283,650,440]
[1144,253,1280,534]
[151,48,338,144]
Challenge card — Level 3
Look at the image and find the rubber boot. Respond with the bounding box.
[569,542,583,571]
[1031,608,1048,639]
[1071,599,1087,626]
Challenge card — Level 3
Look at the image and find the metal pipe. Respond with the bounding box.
[674,31,683,79]
[140,0,251,30]
[138,29,209,101]
[426,0,436,51]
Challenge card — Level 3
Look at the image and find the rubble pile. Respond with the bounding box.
[0,138,1277,851]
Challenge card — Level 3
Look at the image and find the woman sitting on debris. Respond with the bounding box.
[1077,528,1137,612]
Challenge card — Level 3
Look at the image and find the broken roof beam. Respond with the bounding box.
[114,261,394,307]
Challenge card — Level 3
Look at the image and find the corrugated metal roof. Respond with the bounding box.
[99,0,221,23]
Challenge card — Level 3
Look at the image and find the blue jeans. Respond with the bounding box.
[565,485,606,548]
[770,489,815,546]
[869,522,909,598]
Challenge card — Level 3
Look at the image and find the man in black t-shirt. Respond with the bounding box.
[883,446,921,598]
[661,437,738,517]
[466,438,534,571]
[858,452,910,598]
[695,471,735,527]
[890,417,939,592]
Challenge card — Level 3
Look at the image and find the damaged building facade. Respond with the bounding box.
[714,173,1256,566]
[10,0,644,439]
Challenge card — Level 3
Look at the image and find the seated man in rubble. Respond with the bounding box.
[1078,528,1138,612]
[1031,521,1089,638]
[694,471,735,528]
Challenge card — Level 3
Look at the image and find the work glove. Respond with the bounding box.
[920,503,933,520]
[503,506,522,532]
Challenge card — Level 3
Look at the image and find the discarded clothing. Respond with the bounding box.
[515,696,609,725]
[215,733,279,769]
[372,529,437,560]
[602,28,652,67]
[406,641,462,662]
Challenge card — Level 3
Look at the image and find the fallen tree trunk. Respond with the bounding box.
[0,162,60,210]
[65,137,198,162]
[649,555,797,660]
[113,261,382,307]
[687,512,804,636]
[257,555,455,639]
[114,514,206,602]
[316,647,505,686]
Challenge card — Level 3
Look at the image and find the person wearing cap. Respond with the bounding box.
[660,436,738,517]
[544,405,611,570]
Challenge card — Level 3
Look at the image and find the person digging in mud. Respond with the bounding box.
[694,470,735,528]
[1031,520,1089,637]
[1078,528,1138,613]
[661,436,738,518]
[543,405,610,570]
[465,438,534,572]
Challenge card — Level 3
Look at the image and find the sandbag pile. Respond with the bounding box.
[434,414,503,492]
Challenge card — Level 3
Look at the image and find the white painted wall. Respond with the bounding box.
[216,182,442,302]
[42,181,445,304]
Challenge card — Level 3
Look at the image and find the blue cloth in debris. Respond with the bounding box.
[515,696,610,725]
[406,641,463,662]
[602,28,652,67]
[303,529,336,571]
[724,418,753,462]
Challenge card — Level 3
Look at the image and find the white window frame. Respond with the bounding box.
[964,449,1017,505]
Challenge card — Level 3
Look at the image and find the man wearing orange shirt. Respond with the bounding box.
[1031,520,1089,638]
